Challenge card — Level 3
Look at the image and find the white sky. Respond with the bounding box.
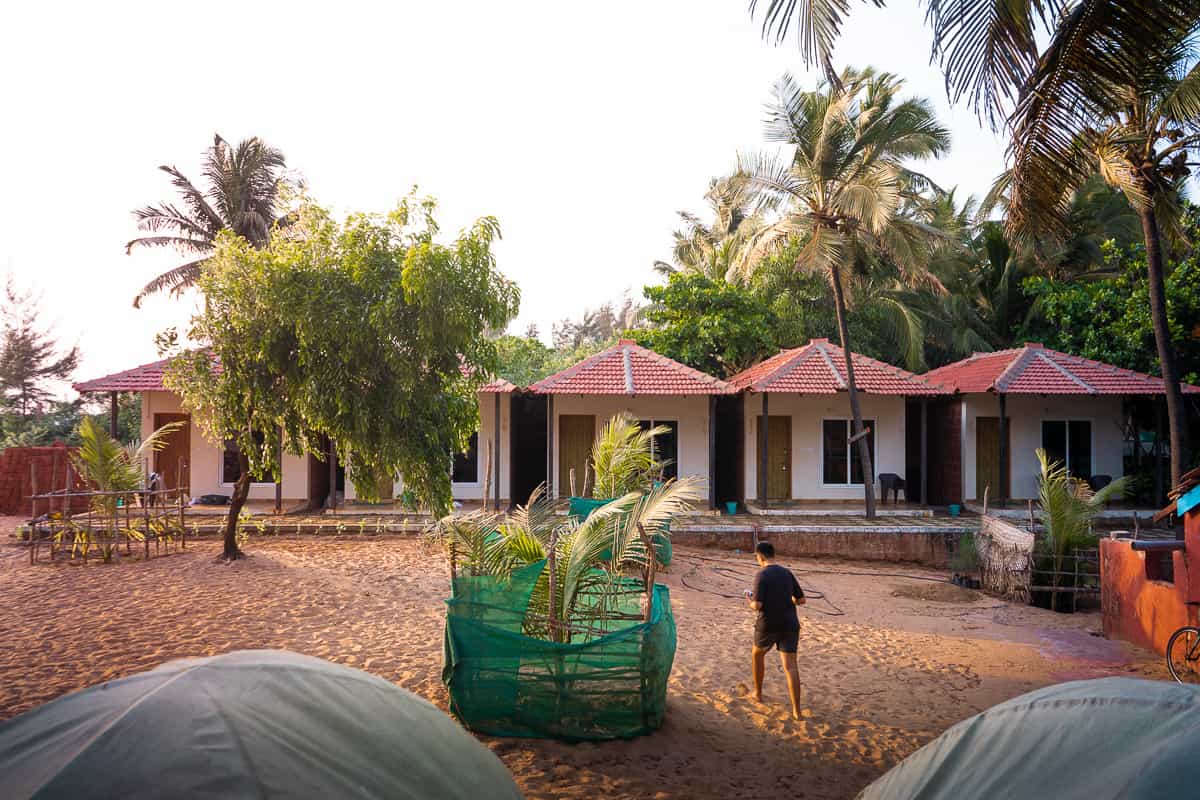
[0,0,1005,395]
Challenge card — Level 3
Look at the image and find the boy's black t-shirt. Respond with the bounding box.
[752,563,804,632]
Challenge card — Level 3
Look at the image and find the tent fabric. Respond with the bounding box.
[443,559,676,741]
[857,677,1200,799]
[0,649,522,800]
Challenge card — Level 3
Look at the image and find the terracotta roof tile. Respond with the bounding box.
[923,343,1200,395]
[727,339,944,395]
[529,340,735,395]
[73,357,175,393]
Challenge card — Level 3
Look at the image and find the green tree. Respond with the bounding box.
[0,279,79,417]
[1025,239,1200,385]
[166,195,519,560]
[127,134,290,307]
[738,68,950,516]
[632,273,778,377]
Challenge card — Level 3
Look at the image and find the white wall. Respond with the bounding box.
[960,393,1126,500]
[741,393,908,501]
[550,394,710,498]
[141,391,308,501]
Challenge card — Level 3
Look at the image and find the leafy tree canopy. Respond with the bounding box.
[166,193,519,555]
[1024,238,1200,385]
[632,273,778,378]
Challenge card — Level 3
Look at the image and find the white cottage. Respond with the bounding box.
[922,343,1198,504]
[727,339,943,509]
[525,339,735,506]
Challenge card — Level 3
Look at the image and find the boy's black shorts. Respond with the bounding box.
[754,628,799,653]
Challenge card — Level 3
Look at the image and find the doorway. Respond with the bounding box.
[558,414,595,497]
[756,415,791,501]
[153,413,190,493]
[509,394,547,508]
[975,416,1009,500]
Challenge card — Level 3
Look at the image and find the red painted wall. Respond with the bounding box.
[0,444,88,516]
[1101,512,1199,656]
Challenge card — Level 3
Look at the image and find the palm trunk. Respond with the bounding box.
[829,265,877,518]
[1138,205,1189,487]
[222,451,252,560]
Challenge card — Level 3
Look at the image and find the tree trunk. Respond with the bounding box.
[829,265,877,518]
[1138,205,1190,487]
[222,451,252,560]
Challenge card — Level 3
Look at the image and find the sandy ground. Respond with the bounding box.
[0,536,1168,799]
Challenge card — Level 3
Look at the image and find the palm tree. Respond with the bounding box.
[1008,35,1200,486]
[738,68,951,517]
[749,2,1195,129]
[126,134,289,307]
[749,0,1199,483]
[653,176,767,280]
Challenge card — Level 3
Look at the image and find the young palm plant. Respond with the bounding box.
[68,416,183,558]
[738,67,951,517]
[1036,448,1128,610]
[590,414,669,498]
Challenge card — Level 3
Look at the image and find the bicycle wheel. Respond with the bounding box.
[1166,626,1200,684]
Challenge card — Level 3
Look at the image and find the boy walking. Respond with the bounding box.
[745,541,805,719]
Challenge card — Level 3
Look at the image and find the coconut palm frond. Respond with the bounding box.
[129,135,291,307]
[591,414,668,498]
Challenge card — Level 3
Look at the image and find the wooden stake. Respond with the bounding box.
[638,522,657,623]
[29,462,38,565]
[581,463,592,499]
[982,486,989,517]
[482,439,493,512]
[547,529,560,642]
[569,466,577,498]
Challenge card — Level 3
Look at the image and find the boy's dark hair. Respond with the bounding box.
[755,541,775,559]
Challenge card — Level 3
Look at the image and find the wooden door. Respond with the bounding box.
[153,413,190,493]
[558,415,595,497]
[757,416,791,501]
[975,417,1009,501]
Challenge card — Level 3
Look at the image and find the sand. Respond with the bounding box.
[0,536,1167,799]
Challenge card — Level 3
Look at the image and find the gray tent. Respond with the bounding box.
[859,677,1200,799]
[0,649,523,799]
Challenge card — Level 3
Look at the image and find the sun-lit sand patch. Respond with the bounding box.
[0,536,1167,799]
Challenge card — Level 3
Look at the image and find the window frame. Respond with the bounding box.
[1040,418,1094,479]
[637,418,680,481]
[219,433,275,488]
[818,417,877,487]
[451,431,481,486]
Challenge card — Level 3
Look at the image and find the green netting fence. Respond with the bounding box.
[442,559,676,741]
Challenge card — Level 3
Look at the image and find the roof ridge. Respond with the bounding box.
[992,346,1037,393]
[812,340,848,389]
[1035,350,1096,394]
[759,344,821,391]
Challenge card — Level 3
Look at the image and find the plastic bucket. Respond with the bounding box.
[948,504,962,517]
[725,501,738,515]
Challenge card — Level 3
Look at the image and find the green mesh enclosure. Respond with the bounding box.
[442,560,677,741]
[567,497,673,567]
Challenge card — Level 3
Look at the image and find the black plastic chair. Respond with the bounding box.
[878,473,906,504]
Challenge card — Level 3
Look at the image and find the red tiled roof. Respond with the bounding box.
[480,378,517,394]
[923,343,1200,395]
[728,339,944,395]
[77,357,517,394]
[529,340,735,395]
[73,357,174,393]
